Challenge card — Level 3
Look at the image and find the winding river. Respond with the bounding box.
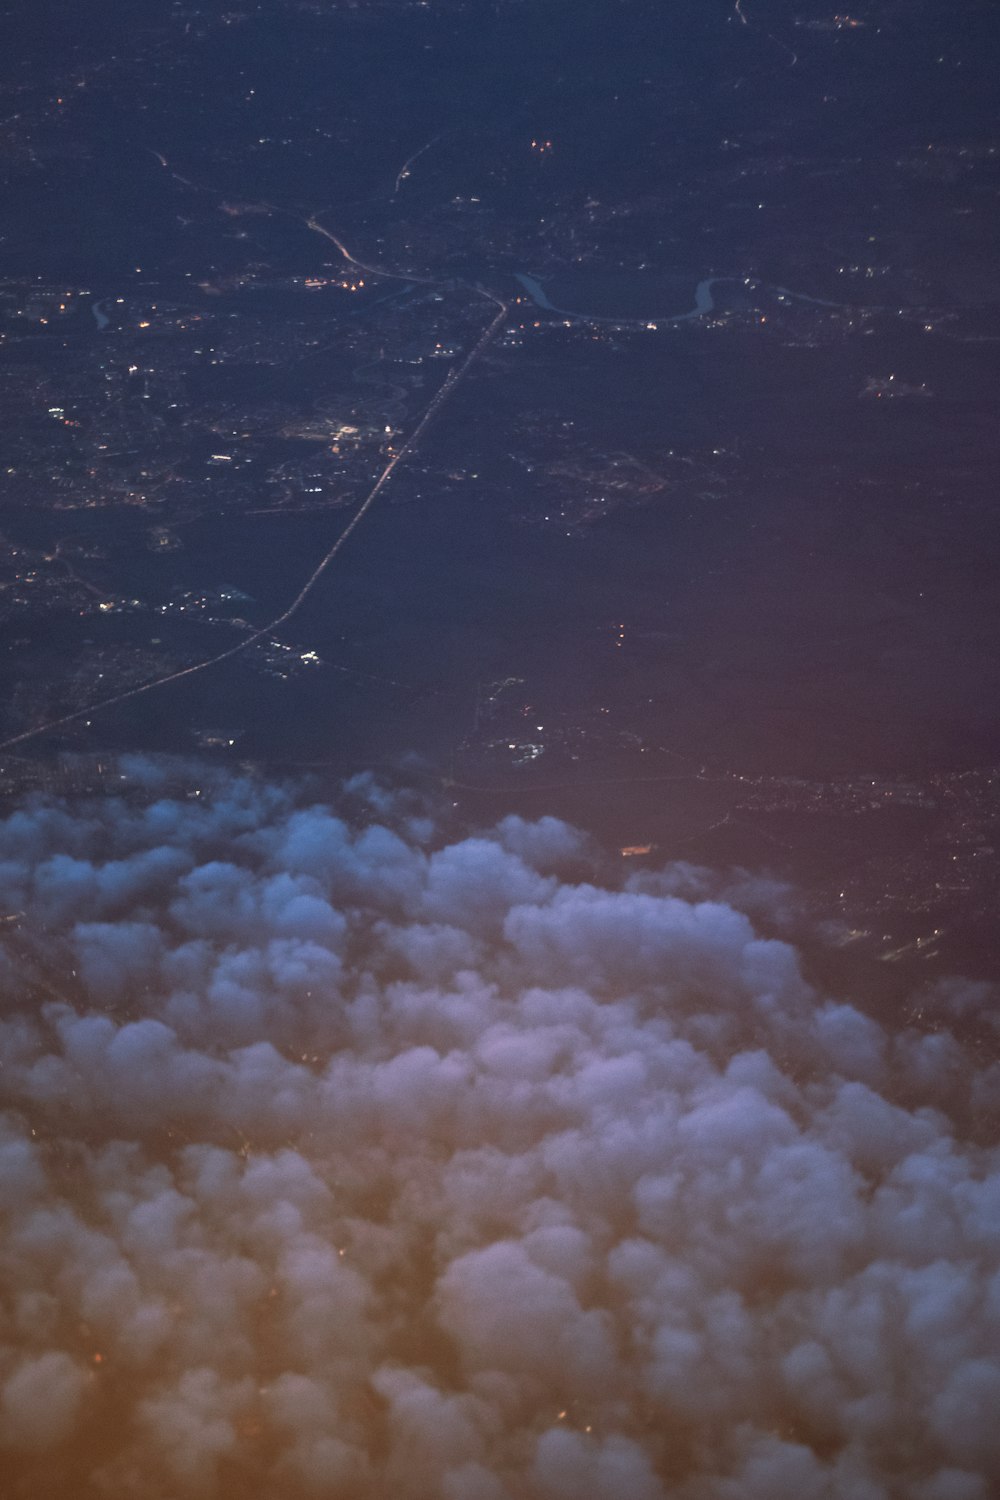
[514,272,845,326]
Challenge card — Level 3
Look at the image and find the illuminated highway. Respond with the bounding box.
[393,133,445,196]
[0,224,508,753]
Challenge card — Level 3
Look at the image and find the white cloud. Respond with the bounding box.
[0,770,996,1496]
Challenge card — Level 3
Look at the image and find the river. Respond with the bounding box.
[514,272,846,326]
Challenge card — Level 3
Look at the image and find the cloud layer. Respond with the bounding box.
[0,765,998,1498]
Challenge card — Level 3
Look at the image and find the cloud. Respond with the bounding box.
[0,766,996,1497]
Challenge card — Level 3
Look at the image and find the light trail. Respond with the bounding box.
[303,212,446,289]
[148,147,203,191]
[0,228,507,754]
[393,134,444,196]
[731,0,798,65]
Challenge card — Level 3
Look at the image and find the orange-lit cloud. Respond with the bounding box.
[0,767,997,1497]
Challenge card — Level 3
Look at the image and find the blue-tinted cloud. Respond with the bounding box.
[0,769,997,1497]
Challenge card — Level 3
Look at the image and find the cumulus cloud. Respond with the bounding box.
[0,767,997,1498]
